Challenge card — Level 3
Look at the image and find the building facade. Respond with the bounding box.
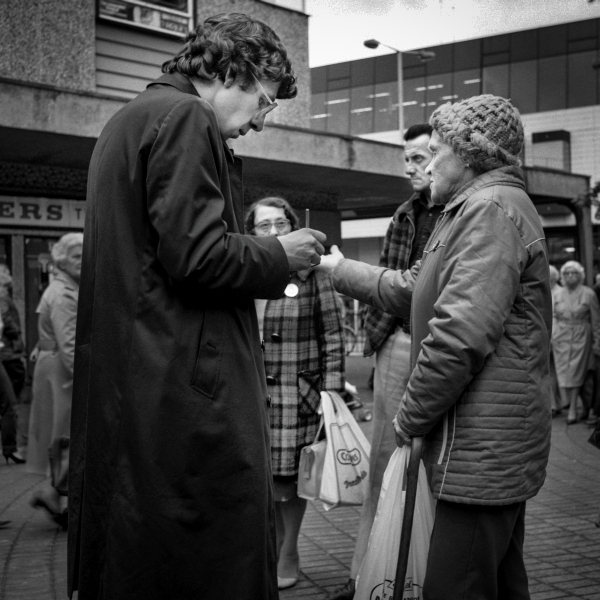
[311,17,600,270]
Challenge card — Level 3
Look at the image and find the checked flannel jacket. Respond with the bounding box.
[363,192,421,356]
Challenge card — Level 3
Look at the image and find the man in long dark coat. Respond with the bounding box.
[68,14,325,600]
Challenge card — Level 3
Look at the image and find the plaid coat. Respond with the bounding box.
[262,269,345,476]
[363,193,418,356]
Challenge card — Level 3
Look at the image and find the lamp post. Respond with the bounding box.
[363,39,435,137]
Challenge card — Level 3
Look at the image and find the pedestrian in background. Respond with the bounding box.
[321,94,552,599]
[552,260,600,424]
[549,265,565,418]
[27,232,81,529]
[246,196,345,590]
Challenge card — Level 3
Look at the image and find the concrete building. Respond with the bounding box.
[0,0,407,361]
[310,17,598,273]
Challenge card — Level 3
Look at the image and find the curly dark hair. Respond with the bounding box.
[244,197,299,234]
[162,13,297,99]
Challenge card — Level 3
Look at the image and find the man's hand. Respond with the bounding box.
[393,415,412,448]
[278,228,326,272]
[315,244,344,275]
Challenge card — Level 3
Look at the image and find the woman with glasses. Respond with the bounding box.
[245,197,345,590]
[552,260,600,423]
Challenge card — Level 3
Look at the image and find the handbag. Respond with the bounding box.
[355,446,435,600]
[297,391,371,510]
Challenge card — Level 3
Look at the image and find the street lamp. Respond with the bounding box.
[363,39,435,137]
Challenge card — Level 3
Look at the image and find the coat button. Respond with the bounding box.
[271,332,282,342]
[266,395,272,407]
[266,375,277,385]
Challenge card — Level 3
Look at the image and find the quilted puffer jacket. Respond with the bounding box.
[334,166,552,505]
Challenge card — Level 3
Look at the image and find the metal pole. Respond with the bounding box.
[397,51,404,137]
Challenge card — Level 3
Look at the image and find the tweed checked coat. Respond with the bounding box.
[262,269,345,476]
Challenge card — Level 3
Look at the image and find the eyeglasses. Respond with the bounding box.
[563,271,580,276]
[254,219,291,234]
[251,72,278,120]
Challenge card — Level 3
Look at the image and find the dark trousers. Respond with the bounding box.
[423,500,529,600]
[0,362,18,456]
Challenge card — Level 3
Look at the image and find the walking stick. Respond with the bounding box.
[393,437,424,600]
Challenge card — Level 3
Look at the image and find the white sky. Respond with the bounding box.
[307,0,600,67]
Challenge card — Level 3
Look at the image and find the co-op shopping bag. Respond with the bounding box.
[355,446,435,600]
[297,391,371,510]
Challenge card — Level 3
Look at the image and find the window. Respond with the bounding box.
[453,69,482,102]
[373,82,399,132]
[568,50,597,108]
[510,60,537,114]
[326,89,351,134]
[98,0,194,36]
[539,56,567,111]
[310,92,328,132]
[350,85,375,135]
[402,77,426,128]
[425,72,454,119]
[483,63,509,98]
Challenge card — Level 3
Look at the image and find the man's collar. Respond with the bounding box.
[147,72,199,97]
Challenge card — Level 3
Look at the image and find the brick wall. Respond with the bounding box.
[522,106,600,186]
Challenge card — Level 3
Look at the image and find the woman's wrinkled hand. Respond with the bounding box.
[314,244,344,275]
[393,415,412,448]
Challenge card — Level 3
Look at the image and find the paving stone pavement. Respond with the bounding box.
[0,357,599,599]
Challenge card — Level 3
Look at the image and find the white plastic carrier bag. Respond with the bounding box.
[297,391,371,510]
[355,446,435,600]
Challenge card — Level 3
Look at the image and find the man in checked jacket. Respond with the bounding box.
[326,123,440,600]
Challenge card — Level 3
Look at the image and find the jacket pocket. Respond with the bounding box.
[298,368,322,417]
[191,311,225,399]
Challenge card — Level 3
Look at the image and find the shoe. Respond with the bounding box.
[277,575,298,590]
[567,417,578,425]
[4,452,25,465]
[0,520,10,529]
[325,578,355,600]
[551,408,562,418]
[586,414,599,427]
[30,491,67,530]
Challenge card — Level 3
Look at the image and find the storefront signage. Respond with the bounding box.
[0,197,85,229]
[98,0,193,36]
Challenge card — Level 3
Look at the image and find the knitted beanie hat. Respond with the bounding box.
[429,94,524,173]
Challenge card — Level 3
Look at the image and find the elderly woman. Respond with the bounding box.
[27,232,82,527]
[245,197,345,590]
[552,260,600,424]
[320,95,551,599]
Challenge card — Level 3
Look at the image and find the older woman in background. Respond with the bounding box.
[27,232,82,526]
[552,260,600,424]
[245,197,345,590]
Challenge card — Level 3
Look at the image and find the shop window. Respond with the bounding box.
[531,130,571,171]
[510,60,537,114]
[567,50,598,108]
[350,85,375,136]
[373,82,399,133]
[483,63,509,98]
[538,56,567,111]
